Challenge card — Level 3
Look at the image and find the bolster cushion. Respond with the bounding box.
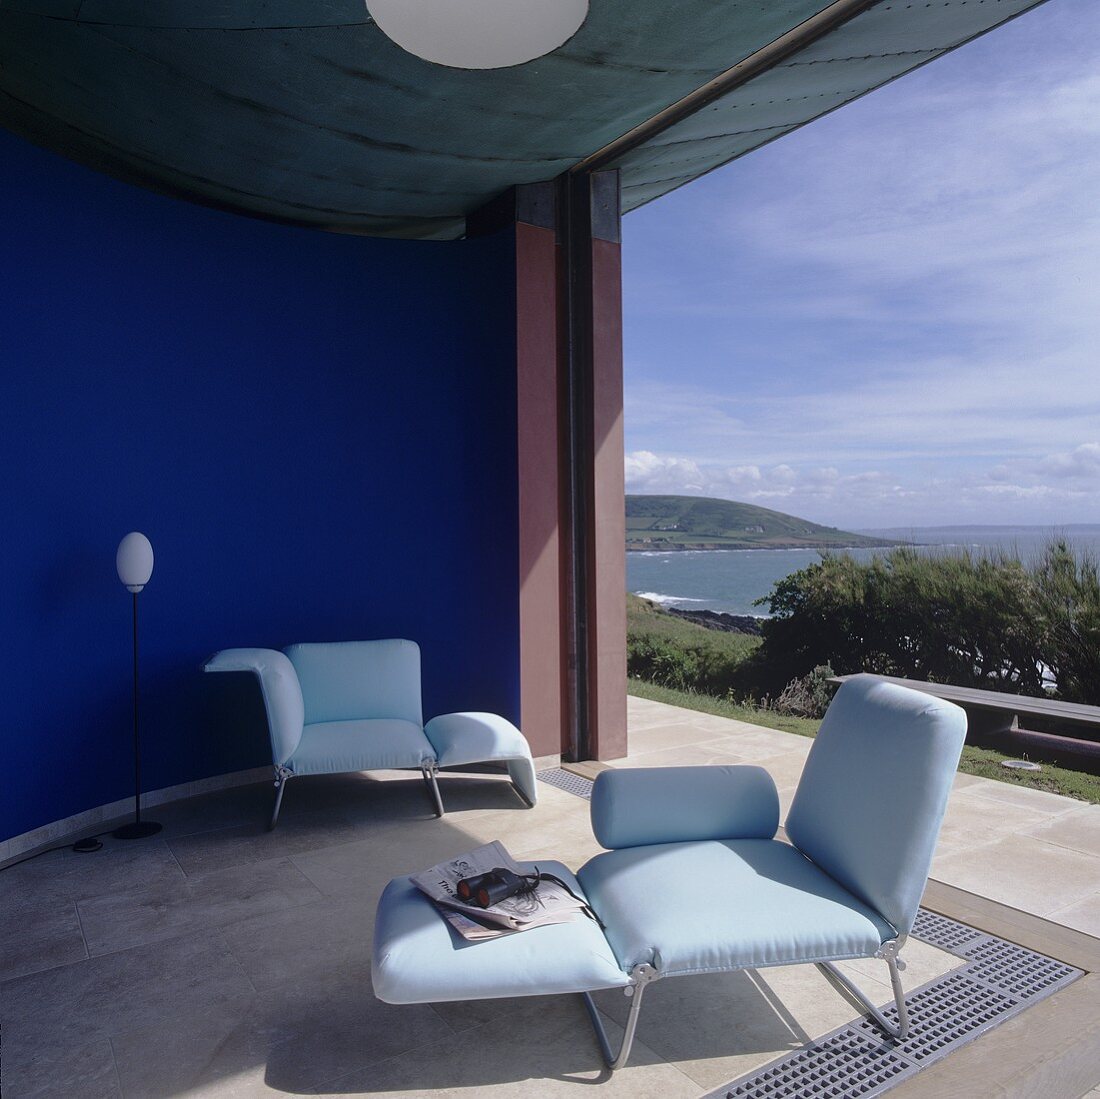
[590,765,780,850]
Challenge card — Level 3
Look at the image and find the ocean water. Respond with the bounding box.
[627,525,1100,617]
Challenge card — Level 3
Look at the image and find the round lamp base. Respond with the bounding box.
[113,820,163,840]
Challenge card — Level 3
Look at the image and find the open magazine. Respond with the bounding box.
[411,840,588,942]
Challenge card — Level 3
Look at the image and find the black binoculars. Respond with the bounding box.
[456,867,536,909]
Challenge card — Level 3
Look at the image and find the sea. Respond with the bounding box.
[627,525,1100,617]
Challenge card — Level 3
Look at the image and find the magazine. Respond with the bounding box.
[436,907,510,942]
[411,840,587,939]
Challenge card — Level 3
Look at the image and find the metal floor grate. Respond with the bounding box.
[909,908,983,952]
[851,972,1016,1064]
[959,936,1079,1001]
[725,1031,911,1099]
[702,911,1082,1099]
[537,767,594,800]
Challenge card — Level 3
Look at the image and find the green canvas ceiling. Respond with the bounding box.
[0,0,1047,239]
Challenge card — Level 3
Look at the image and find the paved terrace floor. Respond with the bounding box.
[1,695,1098,1097]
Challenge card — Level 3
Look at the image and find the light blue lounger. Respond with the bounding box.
[373,676,966,1070]
[204,639,537,828]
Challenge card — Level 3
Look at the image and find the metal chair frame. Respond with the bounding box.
[581,940,909,1071]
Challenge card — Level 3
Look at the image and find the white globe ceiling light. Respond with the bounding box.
[365,0,588,70]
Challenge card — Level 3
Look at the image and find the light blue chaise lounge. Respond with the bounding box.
[204,639,537,828]
[372,676,966,1069]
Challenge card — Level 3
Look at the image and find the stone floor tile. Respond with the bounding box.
[0,837,186,909]
[0,897,86,981]
[165,808,366,876]
[221,897,376,991]
[625,700,699,732]
[0,930,255,1068]
[934,787,1053,857]
[0,1038,120,1099]
[1045,891,1100,938]
[831,937,963,998]
[289,818,487,905]
[688,718,813,746]
[619,741,760,768]
[154,782,276,840]
[749,750,811,790]
[834,937,959,993]
[957,776,1087,818]
[76,856,324,956]
[951,771,985,791]
[932,835,1100,916]
[625,722,730,756]
[1020,805,1100,858]
[110,968,451,1098]
[313,994,700,1098]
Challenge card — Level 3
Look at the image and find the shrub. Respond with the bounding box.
[770,663,837,718]
[626,594,759,696]
[742,541,1099,705]
[626,635,703,692]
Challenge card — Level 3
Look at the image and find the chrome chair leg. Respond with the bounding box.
[421,763,445,817]
[581,964,659,1071]
[816,944,909,1041]
[269,766,291,831]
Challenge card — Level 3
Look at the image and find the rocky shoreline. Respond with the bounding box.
[663,606,764,636]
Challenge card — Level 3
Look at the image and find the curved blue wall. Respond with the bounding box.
[0,130,519,844]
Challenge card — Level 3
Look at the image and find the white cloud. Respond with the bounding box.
[624,442,1100,527]
[623,450,705,494]
[1038,443,1100,480]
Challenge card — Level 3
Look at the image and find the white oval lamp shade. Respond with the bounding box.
[117,532,154,593]
[366,0,588,69]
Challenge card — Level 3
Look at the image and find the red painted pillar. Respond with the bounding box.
[587,220,627,760]
[514,215,566,760]
[468,176,625,762]
[562,171,626,761]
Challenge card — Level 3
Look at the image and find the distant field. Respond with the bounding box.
[626,493,902,551]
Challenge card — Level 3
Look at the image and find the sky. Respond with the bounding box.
[621,0,1100,530]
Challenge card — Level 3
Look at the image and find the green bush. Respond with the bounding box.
[767,663,836,718]
[740,541,1100,704]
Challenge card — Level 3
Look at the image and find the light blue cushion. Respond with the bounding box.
[577,838,894,978]
[203,648,304,766]
[287,719,435,776]
[424,712,538,805]
[785,676,967,938]
[285,639,423,726]
[372,861,631,1003]
[590,766,779,850]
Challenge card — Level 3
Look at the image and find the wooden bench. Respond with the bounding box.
[828,674,1100,770]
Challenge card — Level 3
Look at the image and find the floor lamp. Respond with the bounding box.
[114,532,162,840]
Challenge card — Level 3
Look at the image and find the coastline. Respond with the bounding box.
[626,539,905,553]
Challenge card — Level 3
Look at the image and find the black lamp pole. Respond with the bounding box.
[114,534,161,840]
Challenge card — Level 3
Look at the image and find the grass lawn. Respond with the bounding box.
[628,678,819,737]
[627,678,1100,806]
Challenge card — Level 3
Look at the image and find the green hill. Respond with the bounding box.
[626,494,901,551]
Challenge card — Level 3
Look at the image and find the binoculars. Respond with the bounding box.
[456,867,536,909]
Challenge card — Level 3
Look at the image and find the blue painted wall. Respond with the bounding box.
[0,130,519,843]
